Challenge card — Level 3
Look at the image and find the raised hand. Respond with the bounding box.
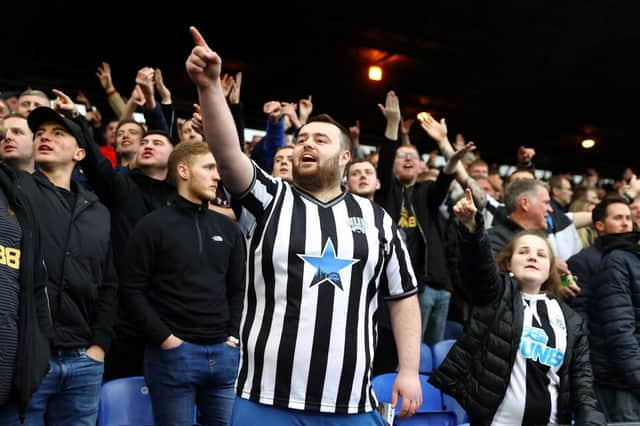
[444,142,476,174]
[96,62,114,92]
[517,146,536,164]
[131,85,146,107]
[51,89,79,117]
[191,103,204,137]
[228,72,242,104]
[186,26,222,89]
[136,67,156,108]
[377,90,401,123]
[281,102,301,130]
[263,100,282,123]
[400,117,415,136]
[154,68,172,104]
[418,112,447,145]
[220,73,234,98]
[298,95,313,124]
[453,188,477,231]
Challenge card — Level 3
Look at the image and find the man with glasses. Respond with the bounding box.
[375,90,474,354]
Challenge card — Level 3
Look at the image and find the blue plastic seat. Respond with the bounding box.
[420,343,433,374]
[444,320,464,340]
[442,393,468,425]
[98,376,155,426]
[395,411,458,425]
[432,339,456,370]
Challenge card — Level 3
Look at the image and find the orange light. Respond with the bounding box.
[368,66,382,81]
[581,138,595,149]
[417,112,430,122]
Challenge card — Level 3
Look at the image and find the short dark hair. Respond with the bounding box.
[592,196,629,224]
[115,119,144,136]
[304,114,352,152]
[345,158,376,177]
[548,175,568,190]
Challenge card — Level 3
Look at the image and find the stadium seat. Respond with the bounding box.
[444,320,464,340]
[432,339,456,370]
[442,393,468,425]
[98,376,155,426]
[420,343,433,374]
[395,411,458,425]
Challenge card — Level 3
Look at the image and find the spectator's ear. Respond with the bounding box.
[594,220,606,233]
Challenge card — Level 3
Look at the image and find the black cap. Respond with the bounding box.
[27,107,86,149]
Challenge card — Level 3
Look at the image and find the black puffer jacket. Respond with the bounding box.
[588,231,640,393]
[429,216,605,425]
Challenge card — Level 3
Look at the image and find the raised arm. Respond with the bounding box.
[419,113,487,208]
[453,189,502,305]
[52,89,127,206]
[96,62,126,118]
[185,26,252,194]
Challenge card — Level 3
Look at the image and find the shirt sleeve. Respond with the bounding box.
[379,211,419,300]
[232,162,285,236]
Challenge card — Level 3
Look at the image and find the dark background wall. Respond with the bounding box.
[3,1,639,178]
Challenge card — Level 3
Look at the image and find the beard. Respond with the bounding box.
[293,151,343,194]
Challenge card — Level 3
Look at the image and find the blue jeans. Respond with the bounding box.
[230,397,386,425]
[144,340,239,426]
[0,348,104,426]
[419,287,451,346]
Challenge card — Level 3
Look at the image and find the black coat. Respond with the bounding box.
[374,136,455,291]
[0,164,49,420]
[588,231,640,394]
[16,171,118,352]
[429,217,605,425]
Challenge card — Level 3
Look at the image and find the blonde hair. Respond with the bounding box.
[167,140,211,183]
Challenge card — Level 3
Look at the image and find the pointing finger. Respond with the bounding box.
[51,89,70,101]
[465,188,473,202]
[189,26,208,48]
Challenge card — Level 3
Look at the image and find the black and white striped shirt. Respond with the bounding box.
[234,164,418,414]
[492,293,567,425]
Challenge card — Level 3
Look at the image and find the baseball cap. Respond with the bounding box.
[27,107,86,149]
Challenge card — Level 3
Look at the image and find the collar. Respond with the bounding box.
[174,194,209,213]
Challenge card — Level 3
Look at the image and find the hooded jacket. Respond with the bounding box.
[588,231,640,395]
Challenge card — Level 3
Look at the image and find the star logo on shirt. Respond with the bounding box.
[298,239,359,290]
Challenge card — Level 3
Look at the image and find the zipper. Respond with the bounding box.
[43,258,53,327]
[195,213,203,254]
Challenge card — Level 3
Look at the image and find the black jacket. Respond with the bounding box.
[16,171,118,352]
[0,164,49,420]
[374,137,455,291]
[121,196,246,345]
[429,216,605,425]
[77,115,176,275]
[567,239,605,322]
[588,231,640,394]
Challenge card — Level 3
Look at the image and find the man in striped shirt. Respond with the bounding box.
[186,26,423,425]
